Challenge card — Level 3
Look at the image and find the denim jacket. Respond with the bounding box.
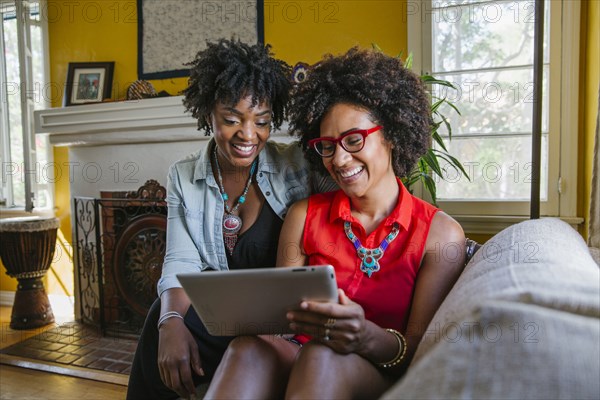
[157,139,334,296]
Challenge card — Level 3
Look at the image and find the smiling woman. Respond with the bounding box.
[210,96,274,253]
[126,39,335,400]
[204,47,467,400]
[211,97,272,168]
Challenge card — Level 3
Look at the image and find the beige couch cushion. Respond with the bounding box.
[382,218,600,400]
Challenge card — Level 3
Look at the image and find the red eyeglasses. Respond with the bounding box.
[308,126,383,157]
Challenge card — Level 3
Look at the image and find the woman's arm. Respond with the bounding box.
[158,164,204,296]
[156,164,205,398]
[276,199,309,267]
[403,211,466,365]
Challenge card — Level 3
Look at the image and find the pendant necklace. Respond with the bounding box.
[213,146,257,255]
[344,221,400,277]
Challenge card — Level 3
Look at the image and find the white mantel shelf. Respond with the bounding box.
[34,95,291,147]
[34,96,205,147]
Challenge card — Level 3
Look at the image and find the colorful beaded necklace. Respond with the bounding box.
[344,221,400,277]
[213,146,257,255]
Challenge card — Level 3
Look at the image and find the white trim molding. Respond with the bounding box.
[455,215,584,235]
[34,96,202,146]
[0,290,15,307]
[33,96,292,147]
[558,0,581,220]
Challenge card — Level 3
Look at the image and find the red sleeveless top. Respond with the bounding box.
[303,179,439,333]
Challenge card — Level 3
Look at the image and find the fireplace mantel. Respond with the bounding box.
[33,96,290,147]
[33,96,203,146]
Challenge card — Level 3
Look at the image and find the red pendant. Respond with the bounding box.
[223,214,242,255]
[223,214,242,233]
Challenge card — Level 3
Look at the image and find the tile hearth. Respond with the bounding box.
[1,321,137,376]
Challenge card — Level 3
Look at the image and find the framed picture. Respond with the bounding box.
[137,0,264,79]
[64,62,115,106]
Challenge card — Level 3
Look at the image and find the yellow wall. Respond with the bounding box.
[1,0,408,294]
[582,0,599,240]
[46,0,407,103]
[2,0,597,292]
[45,0,408,249]
[0,260,17,291]
[265,1,407,64]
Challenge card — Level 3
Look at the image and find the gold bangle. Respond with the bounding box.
[378,328,407,368]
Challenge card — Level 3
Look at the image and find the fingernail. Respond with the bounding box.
[286,312,293,320]
[300,301,308,309]
[199,368,205,376]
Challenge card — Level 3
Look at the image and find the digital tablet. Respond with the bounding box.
[177,265,338,336]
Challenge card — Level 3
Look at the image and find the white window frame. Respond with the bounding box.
[408,0,583,234]
[0,0,52,215]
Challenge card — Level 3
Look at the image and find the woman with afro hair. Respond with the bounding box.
[126,39,334,400]
[205,47,466,399]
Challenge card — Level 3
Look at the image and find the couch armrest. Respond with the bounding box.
[382,218,600,400]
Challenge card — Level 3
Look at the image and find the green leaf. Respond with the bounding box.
[371,43,384,52]
[431,150,471,181]
[402,172,420,190]
[445,154,471,181]
[404,52,413,69]
[421,173,438,205]
[432,130,448,151]
[443,100,462,116]
[422,150,443,177]
[421,75,456,88]
[430,97,446,113]
[431,153,457,173]
[442,116,453,139]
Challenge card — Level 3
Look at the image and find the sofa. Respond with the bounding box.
[190,218,599,399]
[382,218,600,400]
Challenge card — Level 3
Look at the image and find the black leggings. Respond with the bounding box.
[126,299,234,400]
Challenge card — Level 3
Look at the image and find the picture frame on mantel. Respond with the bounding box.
[137,0,264,80]
[64,62,115,106]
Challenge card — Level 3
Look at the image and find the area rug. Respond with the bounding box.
[0,321,137,385]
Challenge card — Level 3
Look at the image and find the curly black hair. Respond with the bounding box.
[289,47,432,177]
[183,39,292,135]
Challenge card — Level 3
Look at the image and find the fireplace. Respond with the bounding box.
[32,96,292,334]
[73,180,166,337]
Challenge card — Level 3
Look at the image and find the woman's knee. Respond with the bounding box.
[222,336,296,368]
[287,343,390,399]
[225,336,274,361]
[294,341,337,365]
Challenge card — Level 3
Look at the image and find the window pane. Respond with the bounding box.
[4,16,25,206]
[435,135,549,201]
[433,66,549,136]
[432,0,550,72]
[2,2,48,209]
[31,22,44,111]
[31,21,51,209]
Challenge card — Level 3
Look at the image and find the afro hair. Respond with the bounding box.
[183,39,292,135]
[289,47,432,177]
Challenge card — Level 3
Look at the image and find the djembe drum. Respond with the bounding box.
[0,217,59,329]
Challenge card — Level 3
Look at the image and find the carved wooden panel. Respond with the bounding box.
[98,180,167,334]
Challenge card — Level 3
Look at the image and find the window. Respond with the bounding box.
[408,0,582,233]
[1,0,51,212]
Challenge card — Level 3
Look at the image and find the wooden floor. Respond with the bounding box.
[0,306,128,400]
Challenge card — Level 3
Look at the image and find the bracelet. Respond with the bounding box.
[378,329,407,368]
[157,311,184,330]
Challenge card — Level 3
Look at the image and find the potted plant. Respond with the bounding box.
[386,49,470,205]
